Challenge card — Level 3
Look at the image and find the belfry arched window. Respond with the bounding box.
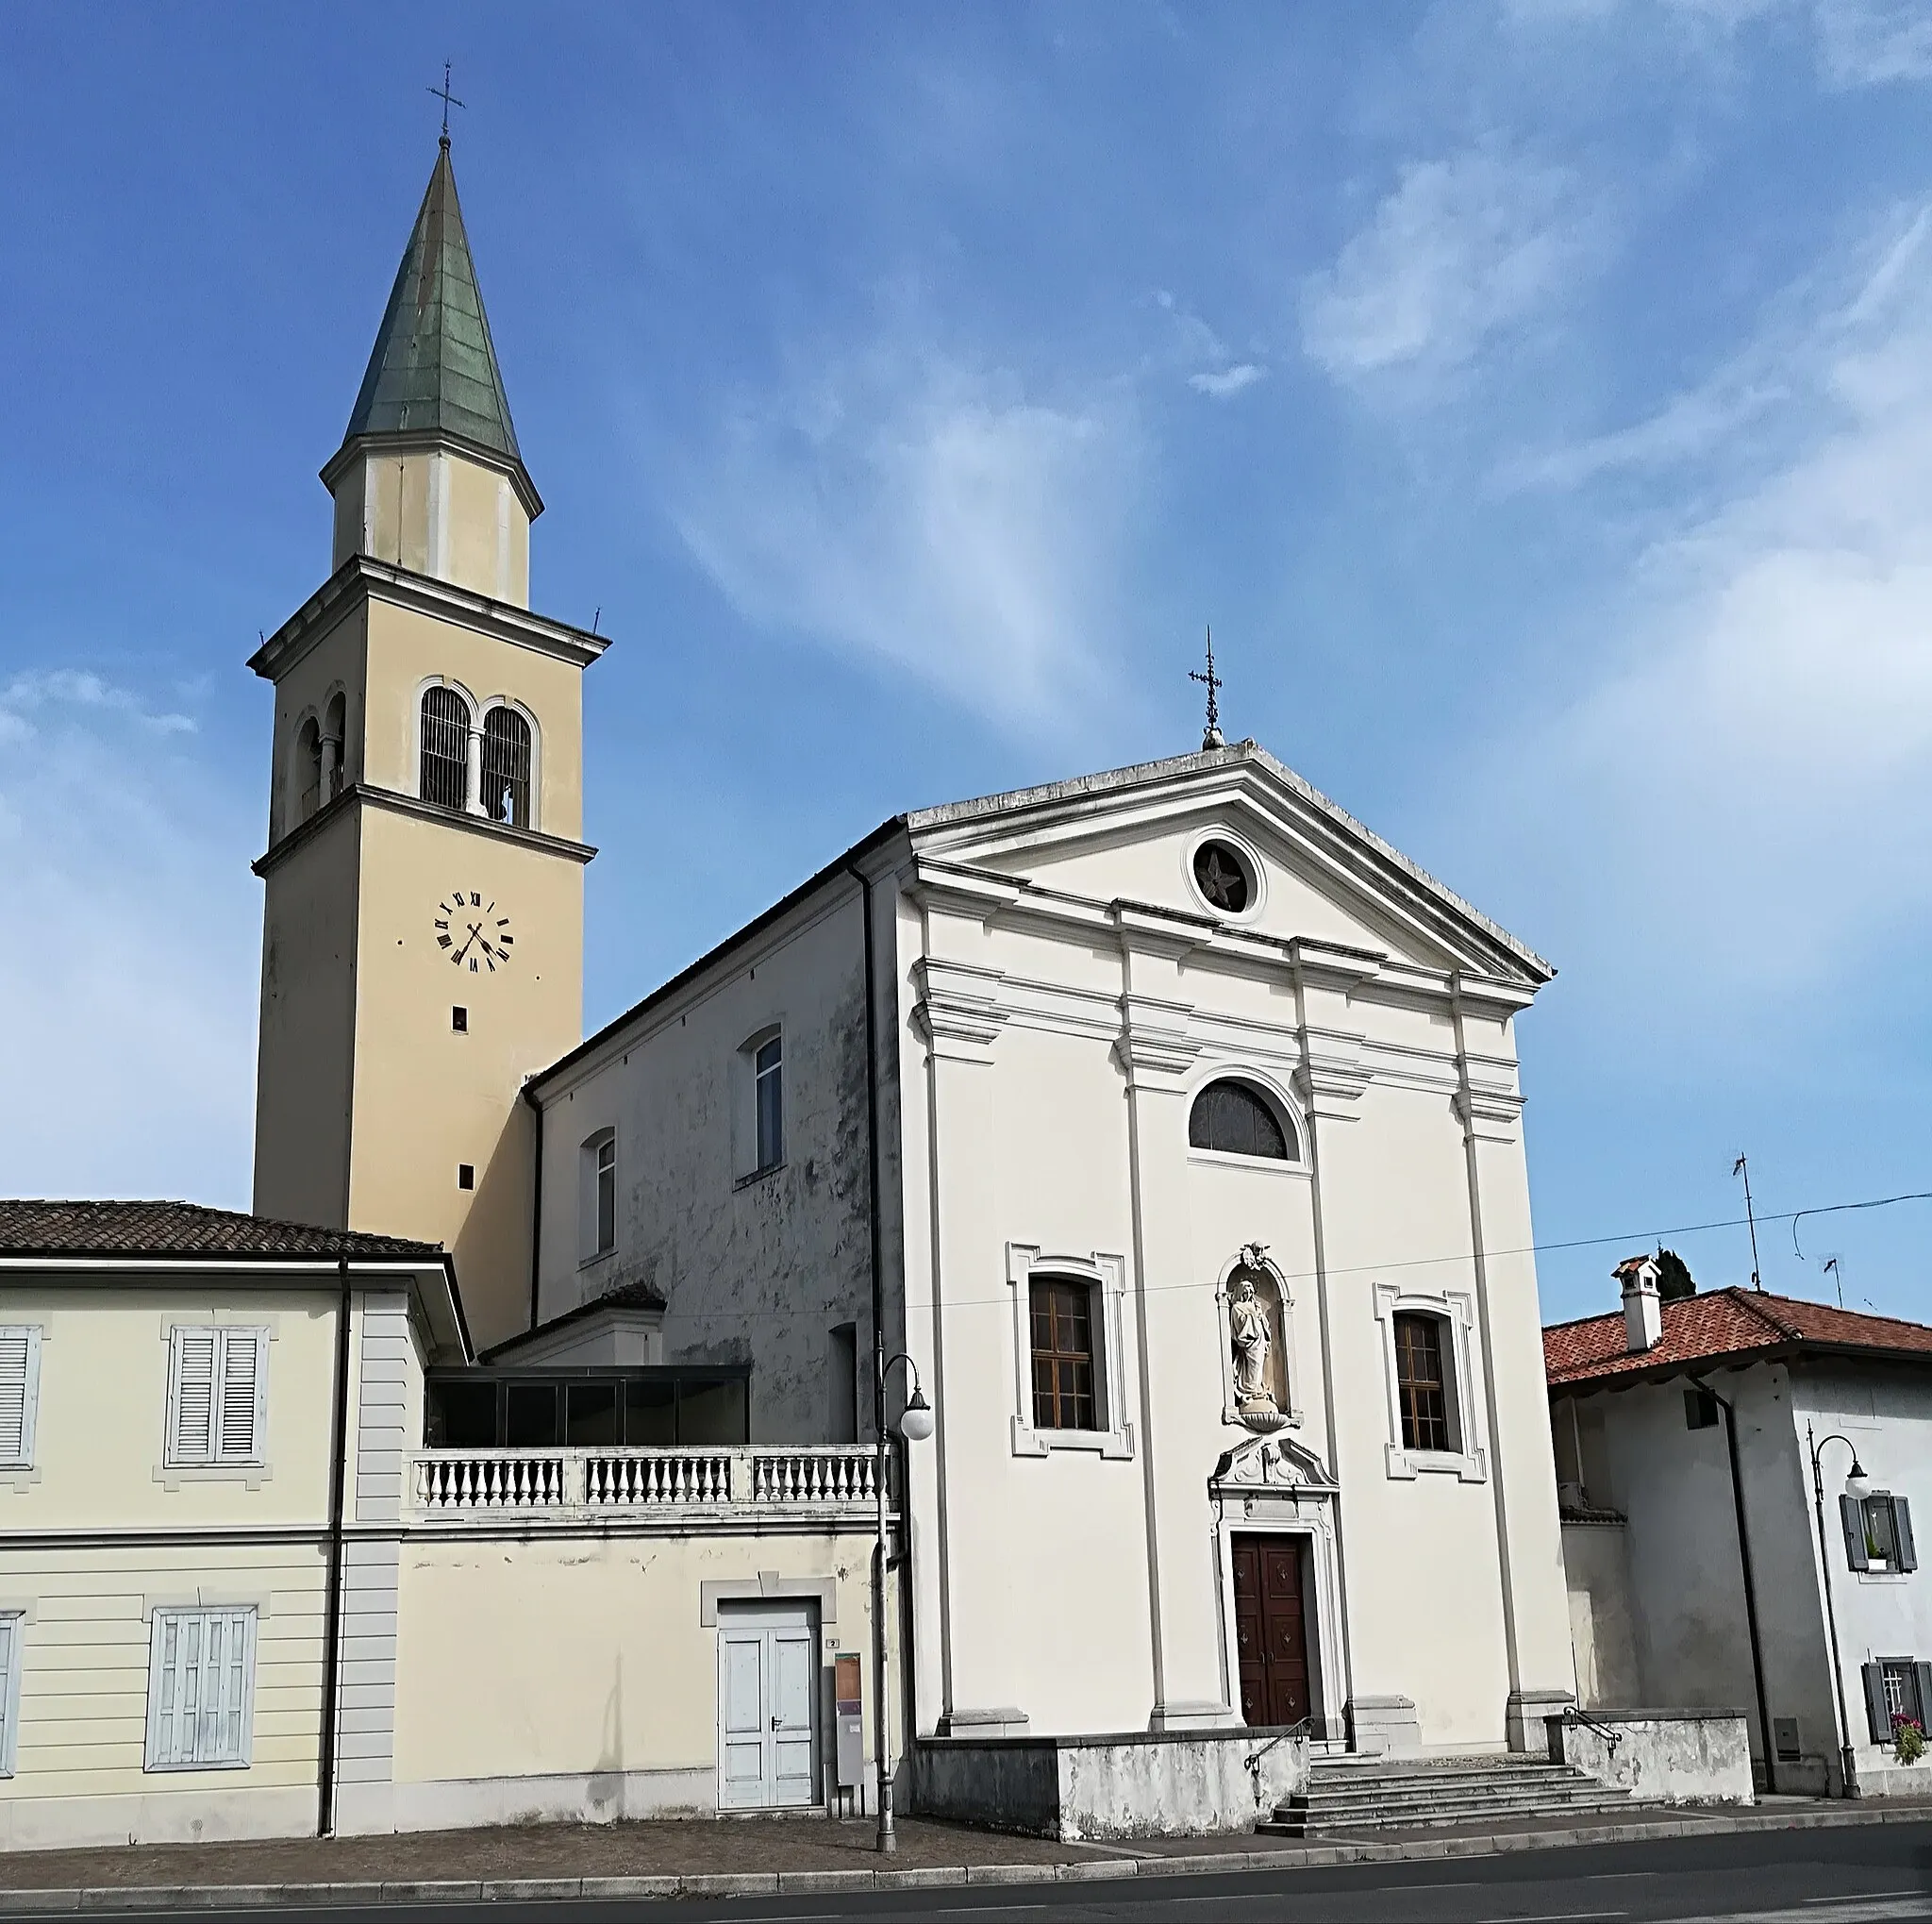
[1189,1079,1296,1161]
[419,686,470,811]
[295,717,323,822]
[481,706,532,828]
[322,692,347,804]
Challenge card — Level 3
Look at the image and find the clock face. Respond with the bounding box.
[434,891,515,975]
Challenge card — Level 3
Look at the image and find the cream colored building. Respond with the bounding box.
[1,134,1581,1847]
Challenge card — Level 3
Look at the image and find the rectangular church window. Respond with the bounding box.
[1030,1278,1097,1431]
[1393,1313,1452,1453]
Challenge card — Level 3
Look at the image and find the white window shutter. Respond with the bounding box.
[144,1607,256,1770]
[169,1330,217,1465]
[0,1330,40,1467]
[215,1331,264,1464]
[0,1615,20,1775]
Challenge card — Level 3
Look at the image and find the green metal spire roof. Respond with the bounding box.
[344,141,525,468]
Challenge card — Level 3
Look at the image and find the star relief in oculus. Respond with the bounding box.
[1192,840,1253,915]
[434,890,516,975]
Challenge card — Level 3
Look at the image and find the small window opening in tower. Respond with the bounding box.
[451,1006,468,1033]
[458,1163,475,1191]
[482,707,532,828]
[420,686,469,811]
[296,717,323,822]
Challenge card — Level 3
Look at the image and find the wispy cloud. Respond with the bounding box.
[1457,203,1932,1044]
[1301,143,1608,398]
[1190,363,1265,399]
[0,672,256,1203]
[1813,0,1932,86]
[670,330,1143,734]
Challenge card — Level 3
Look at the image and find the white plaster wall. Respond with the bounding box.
[895,820,1570,1750]
[532,859,904,1444]
[1560,1520,1642,1709]
[1788,1364,1932,1793]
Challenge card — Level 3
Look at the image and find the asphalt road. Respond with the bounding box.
[94,1821,1932,1924]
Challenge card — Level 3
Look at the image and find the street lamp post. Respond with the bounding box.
[1807,1422,1871,1799]
[874,1350,933,1854]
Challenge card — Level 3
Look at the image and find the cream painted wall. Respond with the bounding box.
[0,1540,327,1848]
[348,806,581,1344]
[331,449,531,606]
[0,1285,340,1531]
[392,1536,890,1798]
[254,819,362,1231]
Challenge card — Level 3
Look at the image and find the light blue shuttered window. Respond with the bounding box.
[0,1330,42,1468]
[0,1614,24,1775]
[165,1329,267,1467]
[144,1608,256,1771]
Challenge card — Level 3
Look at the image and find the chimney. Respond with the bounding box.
[1616,1255,1663,1353]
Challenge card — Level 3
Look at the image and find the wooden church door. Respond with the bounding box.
[1231,1532,1311,1728]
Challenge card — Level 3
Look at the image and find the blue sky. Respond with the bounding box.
[5,1,1932,1326]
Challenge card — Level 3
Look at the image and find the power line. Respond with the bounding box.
[636,1185,1932,1322]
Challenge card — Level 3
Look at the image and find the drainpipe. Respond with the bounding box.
[525,1082,544,1330]
[1689,1371,1776,1794]
[316,1252,354,1836]
[846,862,900,1814]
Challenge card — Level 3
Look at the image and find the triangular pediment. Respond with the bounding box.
[905,743,1550,987]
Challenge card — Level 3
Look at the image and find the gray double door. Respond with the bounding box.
[717,1600,819,1808]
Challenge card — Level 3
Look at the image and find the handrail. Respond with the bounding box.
[1561,1706,1624,1751]
[1244,1716,1313,1804]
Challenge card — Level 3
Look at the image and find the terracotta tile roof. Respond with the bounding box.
[0,1200,441,1263]
[1545,1286,1932,1388]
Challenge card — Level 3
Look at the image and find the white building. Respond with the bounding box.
[1550,1274,1932,1798]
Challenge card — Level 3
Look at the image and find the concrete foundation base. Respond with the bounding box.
[911,1725,1310,1841]
[1548,1707,1754,1805]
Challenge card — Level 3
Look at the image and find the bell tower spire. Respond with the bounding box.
[250,141,608,1348]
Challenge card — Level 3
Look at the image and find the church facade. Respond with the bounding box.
[0,139,1576,1848]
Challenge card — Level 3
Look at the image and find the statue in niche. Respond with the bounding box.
[1228,1244,1287,1428]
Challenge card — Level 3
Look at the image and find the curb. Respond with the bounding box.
[0,1801,1924,1912]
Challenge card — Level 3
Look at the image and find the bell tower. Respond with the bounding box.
[250,137,608,1347]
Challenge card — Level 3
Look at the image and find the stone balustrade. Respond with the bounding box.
[410,1444,884,1519]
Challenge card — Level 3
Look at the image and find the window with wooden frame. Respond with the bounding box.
[1842,1491,1919,1573]
[1029,1278,1099,1431]
[1392,1312,1454,1454]
[165,1328,267,1467]
[754,1033,784,1173]
[1189,1079,1297,1161]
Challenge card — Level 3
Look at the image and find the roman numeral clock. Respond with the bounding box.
[434,891,516,975]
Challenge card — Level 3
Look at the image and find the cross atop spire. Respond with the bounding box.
[1190,627,1224,750]
[338,137,528,491]
[428,62,465,148]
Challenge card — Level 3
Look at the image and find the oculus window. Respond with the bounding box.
[1192,840,1253,915]
[1190,1079,1295,1161]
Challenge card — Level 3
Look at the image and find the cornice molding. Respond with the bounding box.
[1114,993,1201,1091]
[1455,1050,1526,1144]
[254,783,596,879]
[1294,1026,1373,1120]
[913,958,1009,1063]
[248,556,609,684]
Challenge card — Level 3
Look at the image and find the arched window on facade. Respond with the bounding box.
[295,716,323,823]
[481,706,533,828]
[1189,1079,1297,1161]
[419,686,470,811]
[322,692,347,804]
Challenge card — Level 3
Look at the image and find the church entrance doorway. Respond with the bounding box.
[1231,1532,1310,1727]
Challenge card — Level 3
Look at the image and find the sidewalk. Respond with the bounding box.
[0,1798,1925,1910]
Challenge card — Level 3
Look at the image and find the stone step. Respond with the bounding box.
[1268,1757,1652,1837]
[1259,1792,1646,1837]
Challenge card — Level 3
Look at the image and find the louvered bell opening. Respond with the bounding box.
[481,707,531,828]
[420,687,469,811]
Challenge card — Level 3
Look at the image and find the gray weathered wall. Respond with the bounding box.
[1551,1710,1753,1804]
